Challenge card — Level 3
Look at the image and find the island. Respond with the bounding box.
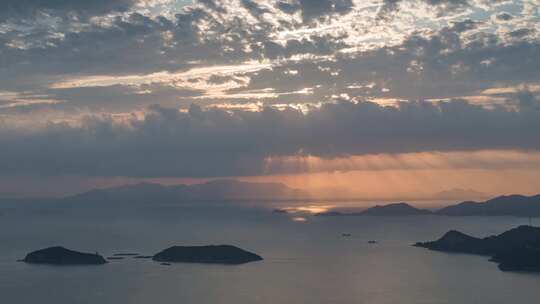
[414,225,540,271]
[313,194,540,217]
[21,246,107,265]
[316,211,346,216]
[152,245,263,265]
[436,194,540,216]
[63,179,308,204]
[360,203,432,216]
[316,203,432,216]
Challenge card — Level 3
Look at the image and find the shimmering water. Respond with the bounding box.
[1,201,539,304]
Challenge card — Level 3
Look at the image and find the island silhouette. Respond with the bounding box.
[414,225,540,272]
[306,193,540,217]
[152,245,263,265]
[21,245,262,266]
[21,246,107,265]
[315,202,432,216]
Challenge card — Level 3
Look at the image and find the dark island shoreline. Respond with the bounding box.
[414,225,540,272]
[20,245,263,266]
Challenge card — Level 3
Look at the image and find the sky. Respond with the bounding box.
[0,0,539,199]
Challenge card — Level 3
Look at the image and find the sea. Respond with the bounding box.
[1,199,539,304]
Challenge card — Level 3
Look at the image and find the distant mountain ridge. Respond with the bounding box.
[361,203,432,216]
[63,179,307,203]
[436,194,540,216]
[316,202,432,216]
[2,182,539,216]
[314,193,540,217]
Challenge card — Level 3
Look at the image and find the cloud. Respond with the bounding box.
[237,19,540,105]
[274,0,354,21]
[0,0,139,21]
[298,0,354,21]
[508,28,535,39]
[0,12,181,92]
[495,12,513,21]
[378,0,469,20]
[241,0,271,16]
[515,89,540,110]
[197,0,228,13]
[1,99,539,177]
[0,0,539,135]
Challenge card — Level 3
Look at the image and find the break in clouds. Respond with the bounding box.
[1,0,539,178]
[2,100,540,177]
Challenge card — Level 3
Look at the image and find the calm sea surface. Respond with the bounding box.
[1,200,539,304]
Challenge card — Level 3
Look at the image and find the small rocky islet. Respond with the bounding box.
[152,245,263,265]
[107,256,125,260]
[414,225,540,272]
[21,226,538,272]
[21,245,262,266]
[21,246,107,265]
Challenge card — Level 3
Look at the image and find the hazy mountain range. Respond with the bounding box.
[315,203,432,216]
[436,194,540,217]
[316,194,540,217]
[62,180,307,203]
[1,180,539,217]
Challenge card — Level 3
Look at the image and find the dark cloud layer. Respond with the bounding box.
[0,0,138,21]
[298,0,354,21]
[239,19,540,103]
[1,1,539,110]
[1,0,539,182]
[0,12,180,90]
[2,100,539,177]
